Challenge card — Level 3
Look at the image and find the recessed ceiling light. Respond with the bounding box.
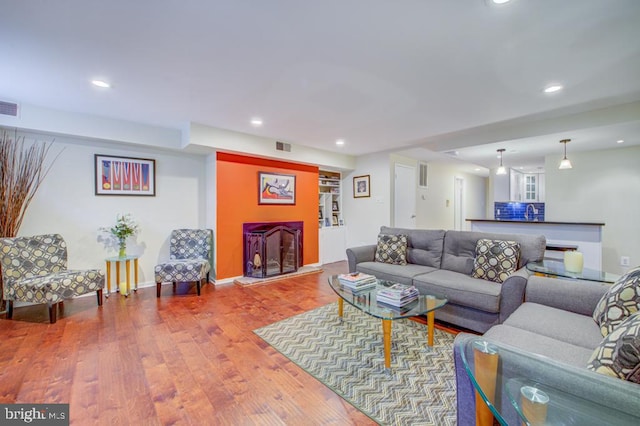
[91,80,110,88]
[474,168,481,171]
[250,118,263,127]
[335,139,345,146]
[492,0,511,4]
[543,84,563,94]
[617,139,625,144]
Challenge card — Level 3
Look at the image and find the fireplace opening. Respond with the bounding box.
[243,221,303,278]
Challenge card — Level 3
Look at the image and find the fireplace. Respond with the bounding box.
[243,221,303,278]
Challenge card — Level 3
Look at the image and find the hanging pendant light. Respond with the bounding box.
[496,148,507,175]
[559,139,573,170]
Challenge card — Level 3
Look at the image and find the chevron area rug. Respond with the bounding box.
[254,303,457,425]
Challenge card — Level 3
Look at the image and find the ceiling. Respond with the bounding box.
[2,0,640,172]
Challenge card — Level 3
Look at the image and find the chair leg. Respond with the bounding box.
[7,300,13,319]
[196,280,201,296]
[48,302,57,324]
[206,272,210,284]
[156,282,162,298]
[172,282,176,292]
[97,289,103,306]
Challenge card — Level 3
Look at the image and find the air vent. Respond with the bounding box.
[0,100,18,117]
[276,141,291,152]
[419,162,428,188]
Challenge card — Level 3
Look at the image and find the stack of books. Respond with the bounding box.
[337,272,377,290]
[376,283,419,307]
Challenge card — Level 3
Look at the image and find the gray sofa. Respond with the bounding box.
[346,227,546,333]
[454,275,640,425]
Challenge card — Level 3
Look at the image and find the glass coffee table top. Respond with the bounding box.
[526,260,620,283]
[457,335,640,425]
[327,275,447,320]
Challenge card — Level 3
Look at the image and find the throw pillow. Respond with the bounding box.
[374,234,408,265]
[587,311,640,384]
[592,266,640,337]
[471,239,520,284]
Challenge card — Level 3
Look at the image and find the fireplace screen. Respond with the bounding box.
[244,223,302,278]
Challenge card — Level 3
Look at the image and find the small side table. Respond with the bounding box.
[105,255,140,297]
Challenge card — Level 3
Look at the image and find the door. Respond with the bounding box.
[454,177,465,230]
[394,164,416,228]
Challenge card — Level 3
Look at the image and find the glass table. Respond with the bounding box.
[526,260,620,284]
[328,275,447,369]
[457,335,640,425]
[105,254,140,297]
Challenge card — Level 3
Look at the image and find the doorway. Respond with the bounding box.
[394,164,416,229]
[454,177,465,230]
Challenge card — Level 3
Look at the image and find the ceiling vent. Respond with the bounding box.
[0,100,18,117]
[276,141,291,152]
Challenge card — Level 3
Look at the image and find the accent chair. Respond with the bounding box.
[154,229,213,297]
[0,234,105,323]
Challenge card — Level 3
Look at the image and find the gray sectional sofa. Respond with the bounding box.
[453,275,640,425]
[346,226,546,333]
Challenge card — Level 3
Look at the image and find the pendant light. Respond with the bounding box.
[496,149,507,175]
[559,139,573,170]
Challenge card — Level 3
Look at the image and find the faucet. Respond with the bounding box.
[525,204,538,221]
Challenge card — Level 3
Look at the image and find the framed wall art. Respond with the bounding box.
[353,175,370,198]
[258,172,296,205]
[95,154,156,196]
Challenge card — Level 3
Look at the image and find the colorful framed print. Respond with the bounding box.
[258,172,296,205]
[95,154,156,196]
[353,175,370,198]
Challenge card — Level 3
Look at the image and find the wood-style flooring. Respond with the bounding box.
[0,261,458,425]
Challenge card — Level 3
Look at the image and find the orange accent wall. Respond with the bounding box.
[216,152,319,279]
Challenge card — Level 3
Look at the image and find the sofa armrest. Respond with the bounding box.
[498,267,529,324]
[525,275,609,316]
[346,245,376,273]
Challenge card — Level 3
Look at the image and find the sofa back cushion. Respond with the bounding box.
[379,227,445,268]
[441,230,546,274]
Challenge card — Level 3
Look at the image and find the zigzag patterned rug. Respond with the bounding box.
[254,303,457,425]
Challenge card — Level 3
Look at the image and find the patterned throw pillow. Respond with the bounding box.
[593,266,640,337]
[471,239,520,284]
[374,234,408,265]
[587,311,640,383]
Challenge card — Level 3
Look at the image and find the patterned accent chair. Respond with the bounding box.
[154,229,213,297]
[0,234,105,323]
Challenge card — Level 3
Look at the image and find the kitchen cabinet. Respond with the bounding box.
[510,170,545,202]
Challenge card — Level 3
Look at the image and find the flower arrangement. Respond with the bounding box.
[101,213,139,257]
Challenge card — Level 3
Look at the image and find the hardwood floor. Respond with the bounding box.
[0,262,460,425]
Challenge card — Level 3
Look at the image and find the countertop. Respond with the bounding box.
[465,219,605,226]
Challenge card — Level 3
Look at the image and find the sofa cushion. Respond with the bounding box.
[587,312,640,383]
[441,230,545,274]
[356,261,437,286]
[593,266,640,337]
[374,234,408,265]
[471,239,520,283]
[483,324,594,368]
[379,226,445,268]
[504,303,603,349]
[413,269,501,313]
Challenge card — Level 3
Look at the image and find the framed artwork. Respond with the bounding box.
[332,201,339,211]
[353,175,370,198]
[95,154,156,196]
[258,172,296,205]
[319,206,323,219]
[332,214,339,226]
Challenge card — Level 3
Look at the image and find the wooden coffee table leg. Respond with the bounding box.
[337,298,344,318]
[382,319,392,369]
[427,310,435,346]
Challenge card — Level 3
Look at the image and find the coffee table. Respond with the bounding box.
[328,275,447,369]
[526,260,620,283]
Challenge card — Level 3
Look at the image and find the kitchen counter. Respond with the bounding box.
[466,219,604,270]
[466,219,605,226]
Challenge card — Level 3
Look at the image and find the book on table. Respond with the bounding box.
[337,272,377,289]
[376,283,419,306]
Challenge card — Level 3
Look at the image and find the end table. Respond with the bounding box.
[105,255,140,297]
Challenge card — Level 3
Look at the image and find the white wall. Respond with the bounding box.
[416,162,487,230]
[16,131,208,286]
[342,152,392,248]
[545,145,640,274]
